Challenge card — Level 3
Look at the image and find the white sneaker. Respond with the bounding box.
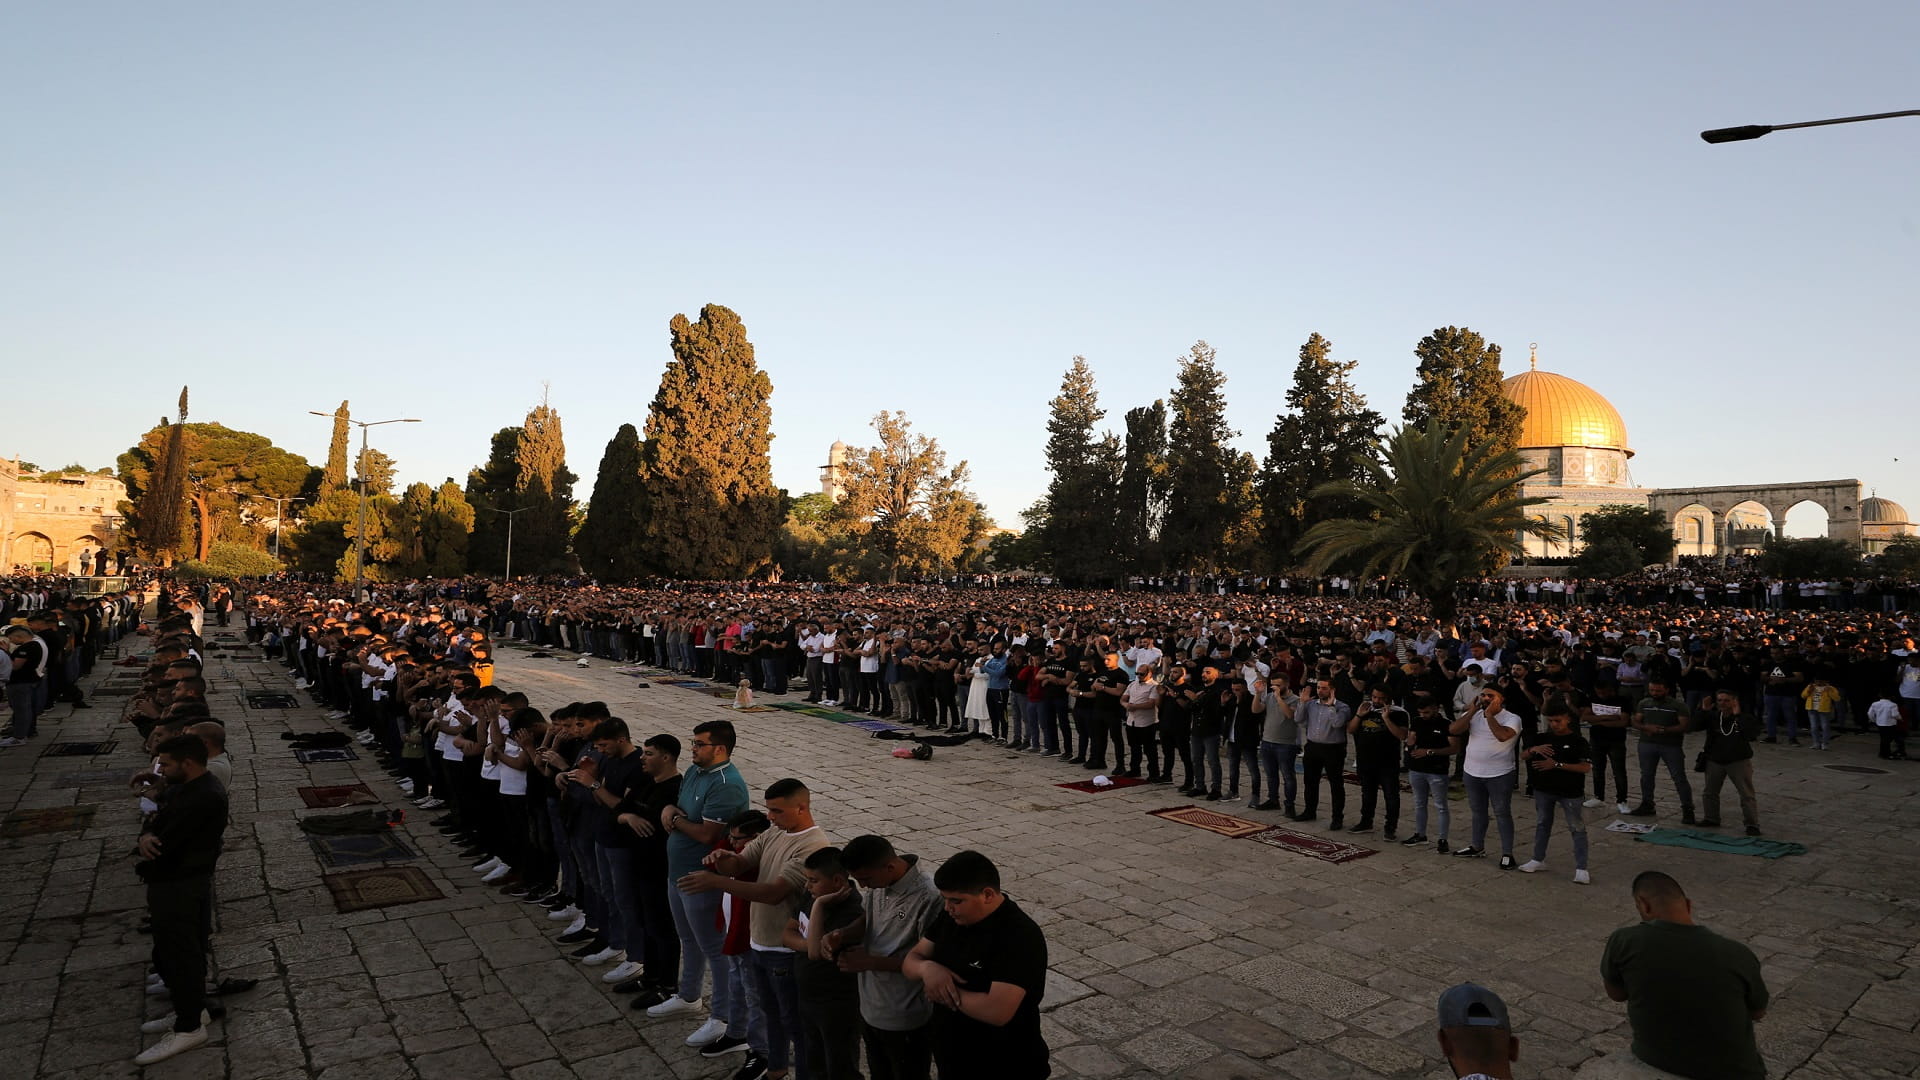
[132,1027,209,1065]
[646,994,702,1019]
[1573,869,1592,885]
[472,856,503,874]
[602,960,643,983]
[294,678,310,688]
[685,1017,728,1046]
[582,946,624,966]
[141,1009,212,1034]
[548,905,582,923]
[1516,860,1546,874]
[1616,802,1631,815]
[1581,797,1602,809]
[481,863,512,883]
[561,913,588,935]
[0,737,25,748]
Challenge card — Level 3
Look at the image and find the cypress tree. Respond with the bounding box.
[137,388,192,564]
[465,427,522,574]
[634,304,781,578]
[576,423,646,581]
[1116,401,1169,573]
[1161,342,1241,573]
[321,401,351,494]
[512,399,577,574]
[427,481,475,577]
[1402,326,1524,460]
[1037,357,1121,584]
[1262,333,1384,561]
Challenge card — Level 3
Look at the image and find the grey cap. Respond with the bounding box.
[1437,983,1510,1029]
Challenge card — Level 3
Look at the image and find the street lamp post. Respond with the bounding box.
[489,506,532,582]
[1701,108,1919,144]
[310,410,421,604]
[243,494,306,559]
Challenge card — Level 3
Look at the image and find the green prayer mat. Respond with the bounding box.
[1633,826,1806,859]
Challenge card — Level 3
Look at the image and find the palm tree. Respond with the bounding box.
[1295,423,1565,627]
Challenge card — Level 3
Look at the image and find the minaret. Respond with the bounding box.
[820,440,849,501]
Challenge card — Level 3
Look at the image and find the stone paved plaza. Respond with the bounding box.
[4,628,1919,1080]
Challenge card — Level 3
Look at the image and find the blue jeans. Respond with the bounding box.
[1763,694,1801,740]
[6,681,40,737]
[1636,741,1694,811]
[668,886,737,1031]
[1465,770,1517,854]
[595,844,644,954]
[1226,743,1260,800]
[1008,695,1030,744]
[1189,734,1221,792]
[1808,710,1833,748]
[1409,770,1450,842]
[1530,792,1589,868]
[1259,741,1299,807]
[745,949,805,1072]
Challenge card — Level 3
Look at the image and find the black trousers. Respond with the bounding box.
[1354,756,1401,830]
[148,875,214,1032]
[1126,724,1160,776]
[1591,738,1629,802]
[1301,742,1347,820]
[799,993,864,1080]
[863,1022,932,1080]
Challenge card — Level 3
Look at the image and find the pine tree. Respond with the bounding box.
[427,481,475,576]
[511,398,578,574]
[828,412,987,583]
[1116,401,1169,573]
[321,401,351,494]
[133,388,192,564]
[1261,333,1384,562]
[1037,357,1121,584]
[634,304,782,578]
[576,423,647,581]
[1402,326,1524,460]
[1161,342,1243,573]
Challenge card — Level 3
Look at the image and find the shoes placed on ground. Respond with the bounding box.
[1626,804,1655,817]
[141,1009,212,1034]
[646,994,702,1019]
[686,1017,729,1046]
[1401,834,1427,846]
[1582,797,1603,809]
[731,1050,770,1080]
[132,1027,209,1065]
[1746,825,1763,836]
[602,960,643,983]
[1499,855,1517,870]
[1453,846,1485,858]
[701,1033,751,1058]
[1517,859,1545,874]
[1573,869,1592,885]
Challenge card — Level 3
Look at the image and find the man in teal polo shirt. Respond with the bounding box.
[646,720,751,1046]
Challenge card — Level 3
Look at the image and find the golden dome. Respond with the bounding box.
[1501,357,1631,456]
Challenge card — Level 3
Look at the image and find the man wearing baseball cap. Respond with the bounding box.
[1436,983,1519,1079]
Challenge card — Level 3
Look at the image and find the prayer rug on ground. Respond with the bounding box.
[298,783,380,808]
[323,866,443,913]
[1244,824,1377,864]
[717,704,780,713]
[1145,805,1267,839]
[1633,827,1807,859]
[295,747,358,764]
[308,830,417,868]
[246,692,299,709]
[844,719,909,733]
[53,769,131,788]
[1056,776,1150,794]
[2,805,98,838]
[43,741,116,757]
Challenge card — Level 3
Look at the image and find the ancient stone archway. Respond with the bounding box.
[13,531,53,569]
[1648,479,1864,558]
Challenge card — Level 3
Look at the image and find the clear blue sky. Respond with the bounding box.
[5,2,1916,538]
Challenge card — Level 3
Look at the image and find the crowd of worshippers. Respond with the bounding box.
[0,578,141,747]
[123,591,237,1066]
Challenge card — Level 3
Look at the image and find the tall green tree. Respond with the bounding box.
[119,415,309,563]
[1577,505,1676,565]
[511,398,578,574]
[390,480,476,578]
[828,411,990,583]
[1037,357,1121,583]
[1297,423,1564,627]
[1402,326,1524,461]
[127,388,192,564]
[1116,401,1169,573]
[634,304,782,578]
[465,427,522,574]
[575,423,648,581]
[321,401,351,494]
[1161,341,1243,573]
[1260,333,1384,563]
[355,446,397,496]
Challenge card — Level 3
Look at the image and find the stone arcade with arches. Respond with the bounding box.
[0,460,127,573]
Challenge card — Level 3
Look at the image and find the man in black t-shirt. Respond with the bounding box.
[617,734,684,1004]
[1518,705,1592,883]
[904,851,1049,1080]
[1401,695,1460,853]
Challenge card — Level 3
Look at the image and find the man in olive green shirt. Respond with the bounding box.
[1601,871,1768,1080]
